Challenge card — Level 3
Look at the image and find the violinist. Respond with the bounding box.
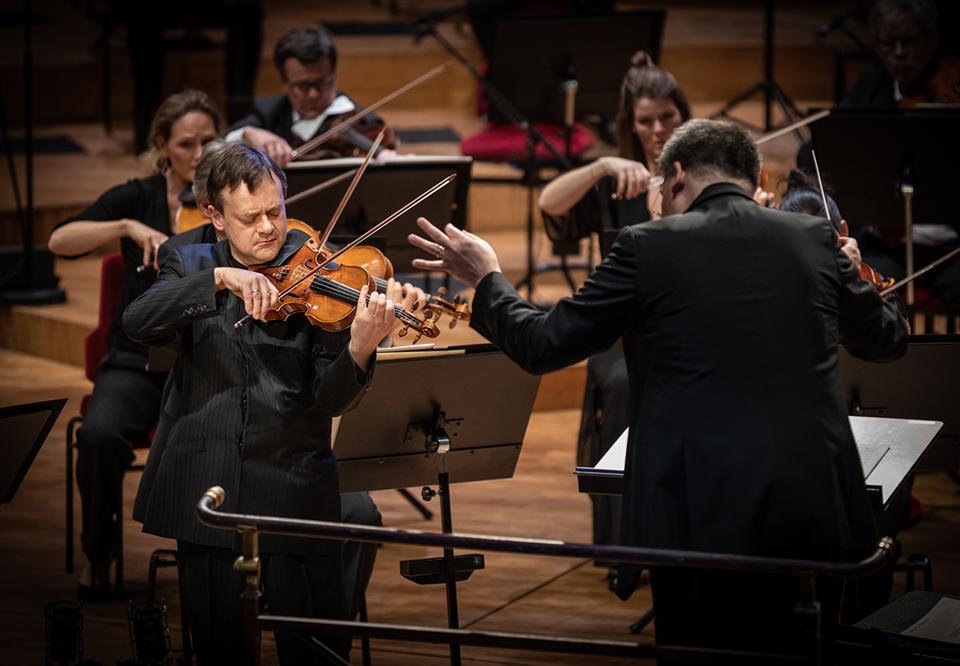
[47,89,220,599]
[123,144,399,665]
[409,119,908,661]
[226,26,396,166]
[838,0,960,313]
[842,0,958,109]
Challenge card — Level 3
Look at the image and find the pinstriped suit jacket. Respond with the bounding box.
[123,234,372,554]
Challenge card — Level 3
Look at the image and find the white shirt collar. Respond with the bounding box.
[290,95,356,142]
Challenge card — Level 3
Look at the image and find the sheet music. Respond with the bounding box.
[589,416,942,504]
[902,597,960,644]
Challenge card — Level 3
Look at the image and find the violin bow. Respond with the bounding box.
[315,129,385,251]
[234,173,458,329]
[755,109,831,146]
[285,168,359,205]
[290,61,452,161]
[880,245,960,297]
[810,149,835,228]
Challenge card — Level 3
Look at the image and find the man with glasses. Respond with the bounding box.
[227,26,394,166]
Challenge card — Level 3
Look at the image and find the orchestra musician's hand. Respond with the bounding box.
[386,277,426,316]
[752,186,775,208]
[126,219,169,271]
[214,267,281,321]
[837,219,861,269]
[598,156,652,200]
[408,217,501,288]
[242,127,293,167]
[349,284,398,371]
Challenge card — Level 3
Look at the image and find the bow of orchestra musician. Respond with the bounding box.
[25,2,960,664]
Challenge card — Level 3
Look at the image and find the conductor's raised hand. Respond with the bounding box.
[349,284,397,371]
[214,267,280,321]
[408,217,501,288]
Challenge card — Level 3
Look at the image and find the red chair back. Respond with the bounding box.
[83,253,125,382]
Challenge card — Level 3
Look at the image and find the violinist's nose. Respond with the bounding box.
[256,216,275,237]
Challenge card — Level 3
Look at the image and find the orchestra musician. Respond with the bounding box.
[409,119,908,660]
[226,26,396,166]
[156,139,423,624]
[123,144,399,664]
[47,90,221,598]
[838,0,960,314]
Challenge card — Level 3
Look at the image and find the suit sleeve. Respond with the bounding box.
[470,229,643,374]
[836,248,908,361]
[310,331,374,416]
[122,247,219,345]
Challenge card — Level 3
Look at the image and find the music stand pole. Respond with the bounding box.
[414,20,574,297]
[435,438,462,666]
[901,176,915,310]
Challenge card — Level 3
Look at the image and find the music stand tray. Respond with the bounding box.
[0,398,67,504]
[576,416,942,511]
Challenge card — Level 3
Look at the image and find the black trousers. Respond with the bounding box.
[177,540,349,666]
[650,567,844,665]
[340,492,381,620]
[76,361,165,564]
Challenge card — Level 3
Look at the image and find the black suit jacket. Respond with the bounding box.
[472,183,907,574]
[123,233,372,554]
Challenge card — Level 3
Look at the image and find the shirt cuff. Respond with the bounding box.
[225,127,247,144]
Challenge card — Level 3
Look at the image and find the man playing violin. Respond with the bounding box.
[124,144,399,665]
[410,119,908,662]
[227,26,395,166]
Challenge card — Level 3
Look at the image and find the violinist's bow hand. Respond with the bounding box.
[408,217,501,288]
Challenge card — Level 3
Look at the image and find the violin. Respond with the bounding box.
[289,219,471,329]
[898,54,960,108]
[295,113,398,160]
[251,222,440,340]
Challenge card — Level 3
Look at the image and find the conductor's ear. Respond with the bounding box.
[670,161,685,196]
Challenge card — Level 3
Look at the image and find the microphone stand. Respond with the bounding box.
[414,16,579,297]
[0,0,65,305]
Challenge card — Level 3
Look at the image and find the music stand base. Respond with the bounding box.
[0,285,66,305]
[400,553,484,585]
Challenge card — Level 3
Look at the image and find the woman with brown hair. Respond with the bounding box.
[539,51,691,224]
[48,90,221,598]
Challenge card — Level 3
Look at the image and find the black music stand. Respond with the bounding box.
[811,109,960,309]
[840,336,960,472]
[0,398,67,504]
[333,345,541,666]
[284,156,472,274]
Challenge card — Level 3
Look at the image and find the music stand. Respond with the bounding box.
[839,336,960,472]
[284,156,472,273]
[0,398,67,504]
[811,109,960,307]
[486,11,665,125]
[333,344,541,666]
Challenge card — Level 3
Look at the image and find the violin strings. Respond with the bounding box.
[309,276,423,329]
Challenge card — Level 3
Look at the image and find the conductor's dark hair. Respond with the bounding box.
[616,51,691,164]
[779,169,843,230]
[657,119,760,190]
[274,26,338,76]
[207,144,287,213]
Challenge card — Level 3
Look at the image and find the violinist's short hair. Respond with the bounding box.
[207,144,287,213]
[274,26,337,76]
[657,119,760,191]
[192,139,229,206]
[870,0,938,36]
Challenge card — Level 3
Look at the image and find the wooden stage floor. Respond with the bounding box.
[2,346,960,664]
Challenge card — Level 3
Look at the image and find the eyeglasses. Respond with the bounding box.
[288,76,336,94]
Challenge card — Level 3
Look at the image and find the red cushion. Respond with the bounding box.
[903,495,924,530]
[913,287,951,315]
[460,122,594,162]
[83,253,125,381]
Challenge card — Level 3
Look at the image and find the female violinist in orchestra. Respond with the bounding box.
[539,51,690,228]
[46,89,220,598]
[226,26,397,166]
